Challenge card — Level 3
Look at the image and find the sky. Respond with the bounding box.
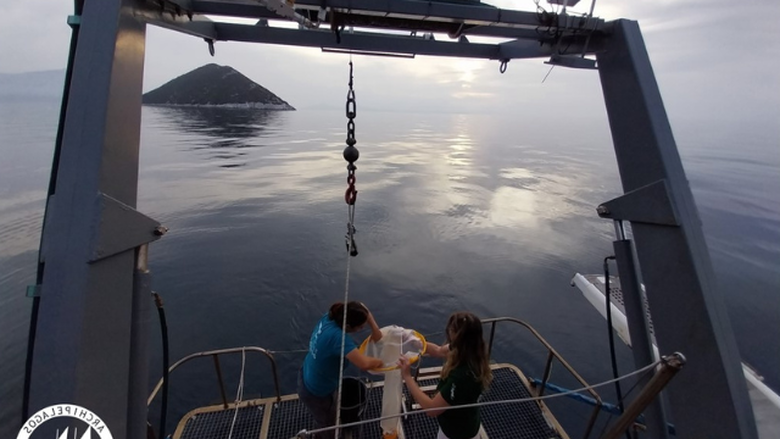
[0,0,778,127]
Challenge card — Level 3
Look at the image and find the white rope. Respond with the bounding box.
[269,330,444,356]
[334,207,356,439]
[227,347,247,439]
[298,358,663,438]
[268,348,310,355]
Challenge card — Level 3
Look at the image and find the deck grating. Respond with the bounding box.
[180,405,264,439]
[401,369,562,439]
[481,368,561,439]
[176,366,562,439]
[267,399,313,439]
[359,381,385,438]
[401,378,441,438]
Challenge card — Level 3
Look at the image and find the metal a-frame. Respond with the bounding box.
[24,1,757,438]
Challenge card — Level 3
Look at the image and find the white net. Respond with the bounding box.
[360,325,426,373]
[359,325,426,437]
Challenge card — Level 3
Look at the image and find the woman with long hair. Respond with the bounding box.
[298,301,384,438]
[399,312,492,439]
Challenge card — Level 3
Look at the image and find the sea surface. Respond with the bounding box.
[1,100,778,437]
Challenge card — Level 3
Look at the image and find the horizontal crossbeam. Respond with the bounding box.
[147,0,606,56]
[212,22,557,59]
[137,1,218,40]
[180,0,606,39]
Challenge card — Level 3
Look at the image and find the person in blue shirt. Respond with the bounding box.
[298,301,383,438]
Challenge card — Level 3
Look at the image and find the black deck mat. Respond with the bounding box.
[182,367,562,439]
[180,405,265,439]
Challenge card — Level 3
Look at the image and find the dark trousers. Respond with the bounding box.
[297,368,336,439]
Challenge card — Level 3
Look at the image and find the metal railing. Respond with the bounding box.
[147,320,601,438]
[147,346,282,408]
[481,317,603,439]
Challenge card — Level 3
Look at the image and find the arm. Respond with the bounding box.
[399,357,450,417]
[362,303,383,342]
[425,342,450,358]
[346,348,384,371]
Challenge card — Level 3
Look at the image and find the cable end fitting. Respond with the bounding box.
[664,352,687,369]
[152,291,164,308]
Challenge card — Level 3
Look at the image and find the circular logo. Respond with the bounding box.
[18,404,113,439]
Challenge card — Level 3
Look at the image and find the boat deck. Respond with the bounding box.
[173,363,567,439]
[574,273,780,438]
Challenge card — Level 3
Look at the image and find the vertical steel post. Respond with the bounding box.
[597,19,757,439]
[130,246,153,439]
[27,1,149,438]
[487,321,497,358]
[539,352,554,397]
[22,0,84,423]
[213,356,230,408]
[613,239,669,439]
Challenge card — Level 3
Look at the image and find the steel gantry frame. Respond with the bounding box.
[24,0,757,438]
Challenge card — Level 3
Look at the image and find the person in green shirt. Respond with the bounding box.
[399,312,492,439]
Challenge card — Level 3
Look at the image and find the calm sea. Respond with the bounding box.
[1,100,778,437]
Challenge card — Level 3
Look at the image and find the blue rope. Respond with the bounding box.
[529,378,623,416]
[528,378,677,435]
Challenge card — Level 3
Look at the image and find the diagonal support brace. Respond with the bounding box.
[89,193,165,262]
[597,179,679,226]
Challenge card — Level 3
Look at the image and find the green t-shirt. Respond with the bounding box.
[436,364,483,439]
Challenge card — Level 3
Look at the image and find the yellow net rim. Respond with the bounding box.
[358,330,427,372]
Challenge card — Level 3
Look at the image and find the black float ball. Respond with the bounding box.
[343,145,360,163]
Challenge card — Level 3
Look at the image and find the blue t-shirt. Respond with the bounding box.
[303,314,358,397]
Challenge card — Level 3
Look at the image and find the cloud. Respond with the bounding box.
[2,0,778,126]
[0,0,71,72]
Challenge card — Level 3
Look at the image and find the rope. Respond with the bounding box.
[227,347,247,439]
[268,348,310,355]
[335,57,359,439]
[269,330,444,356]
[297,359,663,438]
[334,243,353,439]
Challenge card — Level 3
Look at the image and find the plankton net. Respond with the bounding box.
[359,325,427,439]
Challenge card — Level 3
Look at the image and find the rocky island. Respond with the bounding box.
[143,64,295,110]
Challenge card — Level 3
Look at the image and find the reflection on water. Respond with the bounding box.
[361,113,598,260]
[1,105,779,438]
[155,105,282,138]
[0,101,58,433]
[147,106,285,167]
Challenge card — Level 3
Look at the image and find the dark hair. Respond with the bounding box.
[328,301,369,331]
[442,312,492,389]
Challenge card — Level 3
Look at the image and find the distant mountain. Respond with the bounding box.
[143,64,294,110]
[0,70,65,100]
